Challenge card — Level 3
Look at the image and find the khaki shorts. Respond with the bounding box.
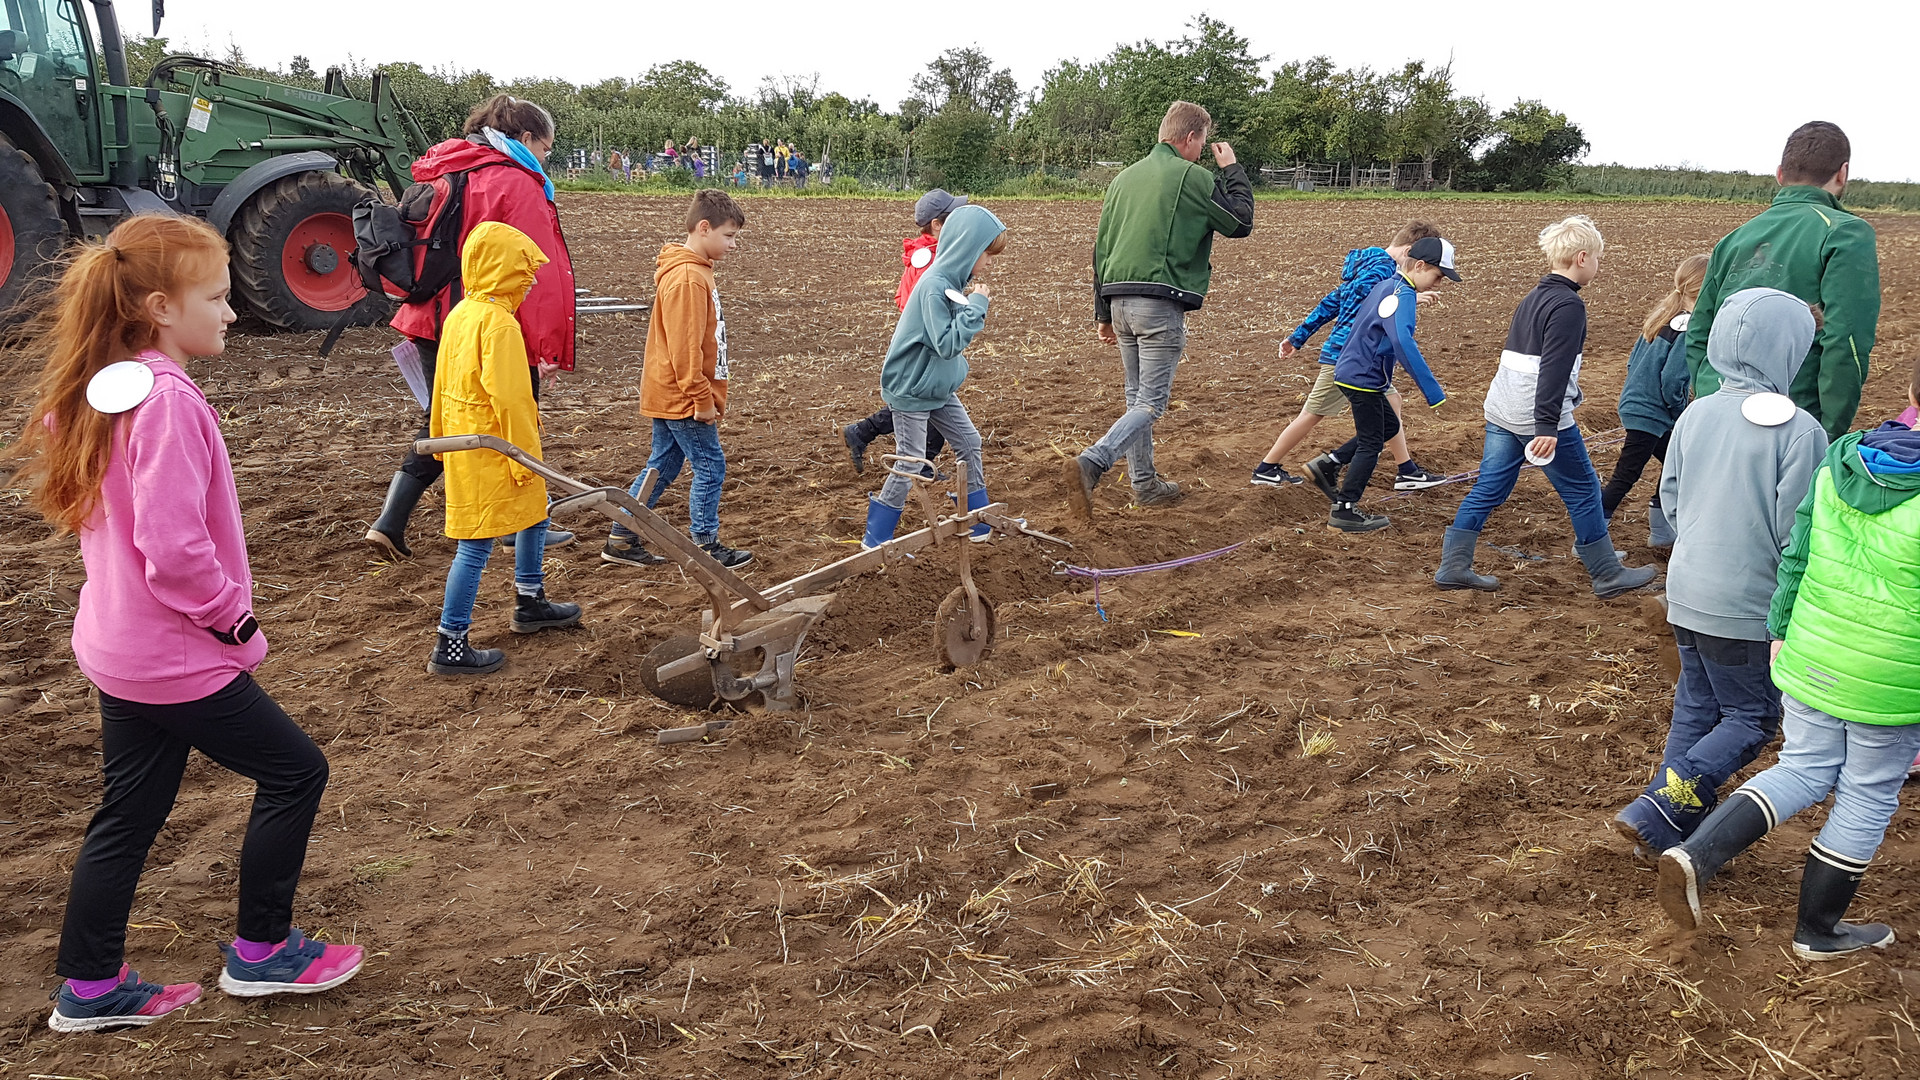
[1303,363,1397,417]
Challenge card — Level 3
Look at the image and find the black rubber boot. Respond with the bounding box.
[1793,847,1894,960]
[1434,526,1498,591]
[427,631,505,676]
[1575,536,1659,598]
[1655,791,1773,930]
[843,423,871,474]
[367,471,428,559]
[511,589,583,633]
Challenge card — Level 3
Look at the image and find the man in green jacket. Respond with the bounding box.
[1066,101,1255,519]
[1654,420,1920,961]
[1685,122,1880,440]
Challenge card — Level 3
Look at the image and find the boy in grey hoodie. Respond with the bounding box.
[1611,288,1828,858]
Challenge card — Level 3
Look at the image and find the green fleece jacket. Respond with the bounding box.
[1092,141,1254,322]
[1685,186,1880,439]
[1767,427,1920,724]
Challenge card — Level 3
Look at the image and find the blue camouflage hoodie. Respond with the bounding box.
[1288,246,1401,365]
[880,204,1006,413]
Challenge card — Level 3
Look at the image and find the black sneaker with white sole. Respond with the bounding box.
[1251,462,1301,487]
[601,537,667,567]
[1393,462,1446,490]
[1303,453,1344,503]
[1328,502,1390,532]
[702,541,754,569]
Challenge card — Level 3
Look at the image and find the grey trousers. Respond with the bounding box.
[1085,296,1186,486]
[876,395,986,510]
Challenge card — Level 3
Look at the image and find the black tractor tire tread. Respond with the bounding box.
[230,170,384,332]
[0,132,67,323]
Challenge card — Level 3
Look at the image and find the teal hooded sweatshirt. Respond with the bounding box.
[880,204,1006,414]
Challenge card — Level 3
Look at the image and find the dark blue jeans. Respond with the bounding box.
[1652,627,1782,801]
[614,418,726,545]
[439,519,549,633]
[1450,422,1609,546]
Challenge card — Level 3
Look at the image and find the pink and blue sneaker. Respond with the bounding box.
[49,965,202,1033]
[217,928,364,997]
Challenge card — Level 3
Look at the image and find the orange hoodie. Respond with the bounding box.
[641,243,728,419]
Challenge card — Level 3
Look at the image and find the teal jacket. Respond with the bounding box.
[879,204,1005,413]
[1767,425,1920,724]
[1092,141,1253,322]
[1616,315,1692,437]
[1685,186,1880,439]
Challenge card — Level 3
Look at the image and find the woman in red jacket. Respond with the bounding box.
[365,94,578,559]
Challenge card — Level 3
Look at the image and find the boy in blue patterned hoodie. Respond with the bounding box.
[1253,221,1445,489]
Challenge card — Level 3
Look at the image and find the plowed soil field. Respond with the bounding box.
[5,194,1919,1079]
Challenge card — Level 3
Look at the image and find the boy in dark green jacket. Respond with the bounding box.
[1685,122,1880,439]
[1655,419,1920,960]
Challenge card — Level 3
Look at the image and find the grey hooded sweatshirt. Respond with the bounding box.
[1659,288,1829,641]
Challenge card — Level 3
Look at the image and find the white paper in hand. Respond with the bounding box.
[392,339,431,411]
[86,360,156,414]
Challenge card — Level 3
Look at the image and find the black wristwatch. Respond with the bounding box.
[209,613,259,645]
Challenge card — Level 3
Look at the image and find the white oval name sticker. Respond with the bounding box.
[86,360,157,415]
[1377,294,1400,319]
[1741,392,1796,427]
[945,288,971,305]
[910,247,934,269]
[1670,312,1691,333]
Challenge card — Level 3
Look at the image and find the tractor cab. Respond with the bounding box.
[0,0,105,179]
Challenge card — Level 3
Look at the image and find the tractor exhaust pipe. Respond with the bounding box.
[87,0,137,188]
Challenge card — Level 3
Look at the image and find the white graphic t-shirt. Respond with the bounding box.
[711,287,729,382]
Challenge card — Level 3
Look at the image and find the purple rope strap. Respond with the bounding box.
[1058,542,1245,621]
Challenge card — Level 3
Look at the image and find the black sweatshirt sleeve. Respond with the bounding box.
[1532,299,1586,437]
[1208,165,1255,239]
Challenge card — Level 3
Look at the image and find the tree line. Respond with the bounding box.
[126,16,1589,193]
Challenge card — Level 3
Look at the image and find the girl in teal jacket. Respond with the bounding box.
[1600,254,1707,539]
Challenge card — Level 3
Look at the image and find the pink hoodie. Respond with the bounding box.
[72,352,266,704]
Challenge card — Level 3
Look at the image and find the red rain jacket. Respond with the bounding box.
[892,234,938,312]
[390,137,577,371]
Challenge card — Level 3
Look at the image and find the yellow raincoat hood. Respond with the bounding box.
[429,222,551,540]
[461,220,550,312]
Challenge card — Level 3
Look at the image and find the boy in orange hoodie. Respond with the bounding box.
[602,190,753,569]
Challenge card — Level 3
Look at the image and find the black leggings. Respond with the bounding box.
[1601,429,1669,518]
[57,674,329,979]
[1333,388,1401,503]
[850,405,946,460]
[398,338,543,483]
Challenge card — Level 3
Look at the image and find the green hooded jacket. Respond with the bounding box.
[1767,427,1920,724]
[1684,186,1880,440]
[1092,142,1254,322]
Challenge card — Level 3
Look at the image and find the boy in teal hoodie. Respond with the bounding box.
[1656,418,1920,960]
[862,204,1008,547]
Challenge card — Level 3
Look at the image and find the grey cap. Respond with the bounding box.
[914,189,969,229]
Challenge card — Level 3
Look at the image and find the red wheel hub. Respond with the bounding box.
[280,211,363,311]
[0,203,15,292]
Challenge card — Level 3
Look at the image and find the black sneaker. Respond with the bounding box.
[601,537,667,567]
[1303,453,1344,503]
[702,541,754,569]
[843,424,869,475]
[1393,462,1446,490]
[511,589,583,633]
[1328,502,1390,533]
[499,526,576,550]
[427,631,505,676]
[1251,462,1301,487]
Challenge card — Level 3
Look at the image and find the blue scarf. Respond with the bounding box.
[483,127,555,201]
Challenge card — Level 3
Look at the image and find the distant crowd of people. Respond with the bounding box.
[592,138,830,188]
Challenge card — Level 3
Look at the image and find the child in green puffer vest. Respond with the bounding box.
[1654,394,1920,961]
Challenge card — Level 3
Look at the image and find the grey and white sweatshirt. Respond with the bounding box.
[1660,288,1829,641]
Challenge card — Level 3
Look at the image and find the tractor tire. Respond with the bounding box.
[231,170,388,332]
[0,132,66,324]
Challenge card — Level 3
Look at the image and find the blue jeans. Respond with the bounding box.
[1450,423,1609,546]
[1085,296,1185,487]
[1740,694,1920,865]
[877,395,985,510]
[1651,628,1782,801]
[439,519,549,633]
[612,418,726,545]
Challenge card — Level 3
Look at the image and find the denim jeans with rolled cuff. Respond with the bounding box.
[439,518,549,633]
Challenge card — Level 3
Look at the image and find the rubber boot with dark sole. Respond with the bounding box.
[1655,790,1773,930]
[1576,536,1659,598]
[1793,846,1895,960]
[1434,526,1498,591]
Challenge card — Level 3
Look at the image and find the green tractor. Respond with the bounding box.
[0,0,424,328]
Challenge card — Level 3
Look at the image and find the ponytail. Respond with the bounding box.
[6,214,229,534]
[1642,253,1710,343]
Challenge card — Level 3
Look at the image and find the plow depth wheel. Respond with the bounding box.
[640,634,717,708]
[934,587,996,670]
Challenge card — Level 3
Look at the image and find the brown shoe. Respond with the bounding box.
[1065,455,1100,520]
[1132,477,1183,507]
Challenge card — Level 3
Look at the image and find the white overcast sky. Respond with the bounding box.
[142,0,1915,181]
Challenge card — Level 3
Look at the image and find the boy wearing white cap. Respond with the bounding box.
[841,189,967,473]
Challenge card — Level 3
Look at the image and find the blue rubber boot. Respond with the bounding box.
[965,488,992,542]
[862,497,904,550]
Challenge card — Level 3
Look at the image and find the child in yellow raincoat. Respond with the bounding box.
[427,221,582,676]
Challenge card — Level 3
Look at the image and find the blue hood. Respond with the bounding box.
[1343,246,1397,283]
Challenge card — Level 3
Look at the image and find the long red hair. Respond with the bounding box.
[8,215,229,534]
